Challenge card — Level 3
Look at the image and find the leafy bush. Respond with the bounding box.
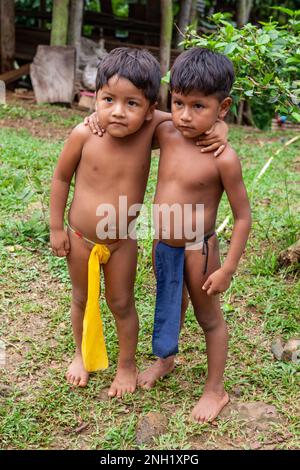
[182,8,300,126]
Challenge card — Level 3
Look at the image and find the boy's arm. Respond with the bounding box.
[151,110,171,149]
[50,124,86,256]
[83,112,228,156]
[203,148,252,295]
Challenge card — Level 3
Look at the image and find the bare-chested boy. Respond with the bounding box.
[138,48,252,423]
[50,47,228,398]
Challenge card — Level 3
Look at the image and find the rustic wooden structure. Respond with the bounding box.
[30,45,76,103]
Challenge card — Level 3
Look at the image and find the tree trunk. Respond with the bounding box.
[68,0,84,70]
[50,0,69,46]
[190,0,198,29]
[278,239,300,267]
[237,0,253,28]
[175,0,193,50]
[159,0,173,110]
[0,0,15,73]
[237,100,244,125]
[236,1,253,124]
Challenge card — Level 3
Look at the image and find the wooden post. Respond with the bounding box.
[175,0,193,50]
[237,0,253,28]
[159,0,173,111]
[50,0,69,46]
[0,0,15,73]
[68,0,84,70]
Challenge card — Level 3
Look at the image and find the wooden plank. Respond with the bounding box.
[0,63,30,84]
[30,45,75,103]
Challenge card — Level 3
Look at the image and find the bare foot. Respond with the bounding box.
[66,353,89,387]
[138,357,175,390]
[191,387,230,423]
[108,365,138,398]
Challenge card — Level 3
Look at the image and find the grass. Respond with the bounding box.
[0,104,299,450]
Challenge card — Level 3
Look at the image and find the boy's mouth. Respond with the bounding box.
[178,125,195,131]
[109,121,127,127]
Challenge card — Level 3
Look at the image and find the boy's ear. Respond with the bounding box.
[145,102,157,121]
[218,97,232,120]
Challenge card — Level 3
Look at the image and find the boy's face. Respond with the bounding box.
[171,90,231,138]
[96,75,155,138]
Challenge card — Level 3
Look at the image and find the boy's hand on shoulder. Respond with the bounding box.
[83,112,105,137]
[196,120,228,157]
[202,267,233,295]
[50,229,70,257]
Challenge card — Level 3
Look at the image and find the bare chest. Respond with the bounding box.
[159,145,221,191]
[79,135,151,178]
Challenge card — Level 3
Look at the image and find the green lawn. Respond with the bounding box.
[0,104,299,450]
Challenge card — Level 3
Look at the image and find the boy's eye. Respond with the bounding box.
[103,97,113,103]
[174,100,183,107]
[128,100,138,107]
[194,103,204,109]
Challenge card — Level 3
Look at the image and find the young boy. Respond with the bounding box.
[138,48,252,423]
[50,47,228,398]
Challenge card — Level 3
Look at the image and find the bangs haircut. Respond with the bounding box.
[96,47,161,104]
[170,47,235,101]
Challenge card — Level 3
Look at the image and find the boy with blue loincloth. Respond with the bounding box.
[50,47,228,398]
[138,48,252,423]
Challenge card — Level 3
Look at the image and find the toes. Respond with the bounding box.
[79,378,88,387]
[73,376,81,387]
[108,386,117,397]
[68,375,75,385]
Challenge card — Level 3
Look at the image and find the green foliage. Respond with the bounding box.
[112,0,129,17]
[182,11,300,124]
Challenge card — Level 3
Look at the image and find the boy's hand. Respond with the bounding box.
[202,267,232,296]
[50,229,70,257]
[83,112,105,136]
[196,120,228,157]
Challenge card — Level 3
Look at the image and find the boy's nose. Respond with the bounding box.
[180,109,192,122]
[112,104,125,118]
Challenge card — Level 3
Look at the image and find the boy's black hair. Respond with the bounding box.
[170,47,234,101]
[96,47,161,104]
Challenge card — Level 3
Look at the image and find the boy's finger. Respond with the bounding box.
[91,121,97,134]
[202,278,211,290]
[205,124,215,135]
[200,143,220,153]
[64,238,70,253]
[214,145,225,157]
[83,117,89,125]
[197,136,219,146]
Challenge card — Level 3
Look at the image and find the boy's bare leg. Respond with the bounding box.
[138,240,189,389]
[184,236,229,423]
[103,237,139,398]
[66,231,91,387]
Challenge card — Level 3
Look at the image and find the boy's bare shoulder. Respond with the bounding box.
[69,122,91,144]
[152,109,172,127]
[215,144,240,170]
[155,119,176,138]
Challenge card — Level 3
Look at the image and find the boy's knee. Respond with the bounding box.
[72,291,87,310]
[106,295,134,317]
[195,310,223,332]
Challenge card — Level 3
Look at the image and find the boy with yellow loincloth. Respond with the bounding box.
[50,47,228,398]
